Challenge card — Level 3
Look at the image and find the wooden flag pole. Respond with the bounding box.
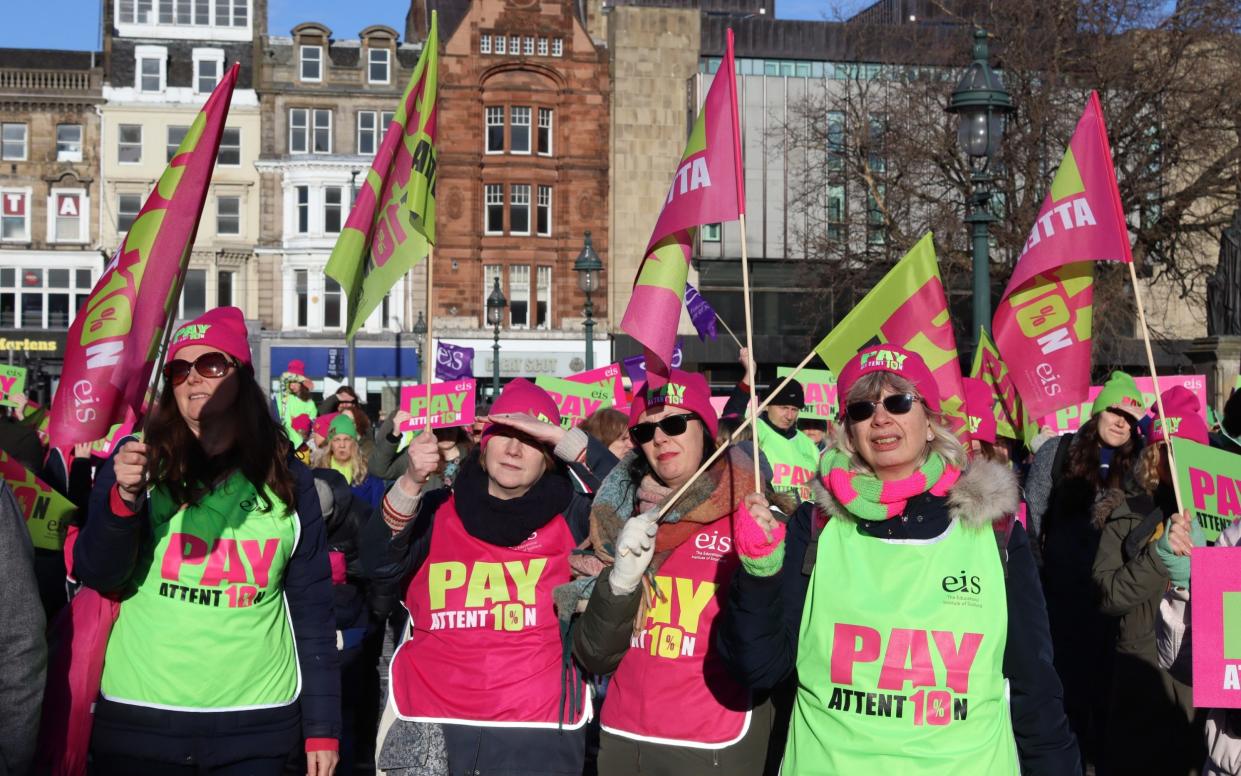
[424,246,435,435]
[737,214,762,494]
[1127,260,1185,508]
[657,346,819,519]
[714,310,745,351]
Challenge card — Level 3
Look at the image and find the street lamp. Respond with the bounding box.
[411,311,427,383]
[573,231,602,371]
[486,277,507,398]
[946,28,1012,349]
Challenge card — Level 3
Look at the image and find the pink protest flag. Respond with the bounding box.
[47,64,239,449]
[620,30,744,384]
[994,91,1130,420]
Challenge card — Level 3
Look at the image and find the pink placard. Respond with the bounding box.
[1191,546,1241,708]
[709,396,729,418]
[1039,374,1207,435]
[398,379,476,432]
[564,363,623,407]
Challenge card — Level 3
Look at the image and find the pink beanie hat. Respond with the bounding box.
[1147,386,1209,446]
[167,306,252,366]
[481,378,562,447]
[836,345,941,415]
[628,369,718,438]
[314,412,339,441]
[291,414,312,436]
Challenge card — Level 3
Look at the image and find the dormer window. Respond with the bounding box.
[300,45,322,82]
[368,48,390,84]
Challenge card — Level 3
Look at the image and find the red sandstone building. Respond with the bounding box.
[407,0,610,383]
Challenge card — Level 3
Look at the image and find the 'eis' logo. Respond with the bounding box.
[942,570,982,595]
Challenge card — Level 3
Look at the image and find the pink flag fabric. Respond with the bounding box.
[47,65,239,448]
[994,92,1129,420]
[621,30,744,384]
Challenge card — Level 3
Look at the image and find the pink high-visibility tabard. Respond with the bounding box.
[390,496,590,728]
[601,517,752,748]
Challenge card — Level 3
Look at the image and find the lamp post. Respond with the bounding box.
[572,231,602,371]
[946,29,1012,349]
[486,277,507,398]
[411,311,427,383]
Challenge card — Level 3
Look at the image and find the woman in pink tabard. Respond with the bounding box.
[359,378,619,775]
[573,369,790,775]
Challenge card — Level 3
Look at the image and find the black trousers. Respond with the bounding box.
[90,698,301,775]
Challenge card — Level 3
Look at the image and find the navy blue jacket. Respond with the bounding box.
[75,445,341,744]
[718,494,1081,776]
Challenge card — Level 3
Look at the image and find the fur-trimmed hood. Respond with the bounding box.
[810,457,1020,529]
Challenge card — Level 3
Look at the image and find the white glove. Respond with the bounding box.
[608,510,660,596]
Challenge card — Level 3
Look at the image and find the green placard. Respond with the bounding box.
[0,364,27,407]
[535,376,612,429]
[776,367,836,420]
[1171,438,1241,543]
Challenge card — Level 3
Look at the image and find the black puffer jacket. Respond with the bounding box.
[312,468,372,640]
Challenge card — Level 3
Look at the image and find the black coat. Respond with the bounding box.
[717,461,1081,776]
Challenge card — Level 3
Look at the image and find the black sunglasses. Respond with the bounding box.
[163,352,239,386]
[629,414,697,444]
[845,393,919,423]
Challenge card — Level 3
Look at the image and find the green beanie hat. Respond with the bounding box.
[1092,371,1145,421]
[328,413,358,440]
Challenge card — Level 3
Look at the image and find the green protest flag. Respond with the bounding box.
[535,376,612,429]
[776,366,835,420]
[0,449,75,550]
[0,364,26,407]
[1170,438,1241,543]
[327,13,439,338]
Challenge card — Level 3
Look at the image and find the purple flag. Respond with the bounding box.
[622,342,684,384]
[435,342,475,381]
[684,282,718,342]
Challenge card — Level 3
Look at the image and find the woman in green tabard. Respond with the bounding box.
[719,345,1080,776]
[74,307,340,776]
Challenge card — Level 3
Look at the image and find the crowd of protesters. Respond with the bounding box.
[2,306,1241,776]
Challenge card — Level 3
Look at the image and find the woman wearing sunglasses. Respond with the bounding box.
[1023,370,1145,773]
[573,369,789,776]
[719,345,1079,776]
[72,307,340,775]
[1092,386,1208,776]
[361,378,618,776]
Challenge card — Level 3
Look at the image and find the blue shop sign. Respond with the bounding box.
[272,346,420,379]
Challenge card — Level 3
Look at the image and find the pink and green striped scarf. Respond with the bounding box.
[820,448,960,521]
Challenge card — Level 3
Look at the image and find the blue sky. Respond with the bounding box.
[0,0,868,50]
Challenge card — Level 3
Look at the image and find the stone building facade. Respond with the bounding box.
[253,21,425,401]
[0,49,104,403]
[99,0,266,332]
[404,0,611,389]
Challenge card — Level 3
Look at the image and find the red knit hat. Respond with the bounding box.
[481,378,562,448]
[963,377,998,445]
[628,369,719,438]
[291,414,312,436]
[836,345,941,415]
[1147,386,1209,446]
[167,306,252,366]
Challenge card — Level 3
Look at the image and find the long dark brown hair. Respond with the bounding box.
[146,364,296,511]
[1064,415,1141,489]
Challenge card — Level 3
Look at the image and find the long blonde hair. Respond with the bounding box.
[314,436,369,486]
[832,371,968,474]
[1133,442,1164,495]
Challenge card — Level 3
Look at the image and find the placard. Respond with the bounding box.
[1191,546,1241,708]
[0,449,75,550]
[564,363,623,408]
[1171,438,1241,543]
[398,379,476,432]
[535,376,612,429]
[90,418,137,459]
[776,366,837,420]
[0,364,27,407]
[1040,374,1207,435]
